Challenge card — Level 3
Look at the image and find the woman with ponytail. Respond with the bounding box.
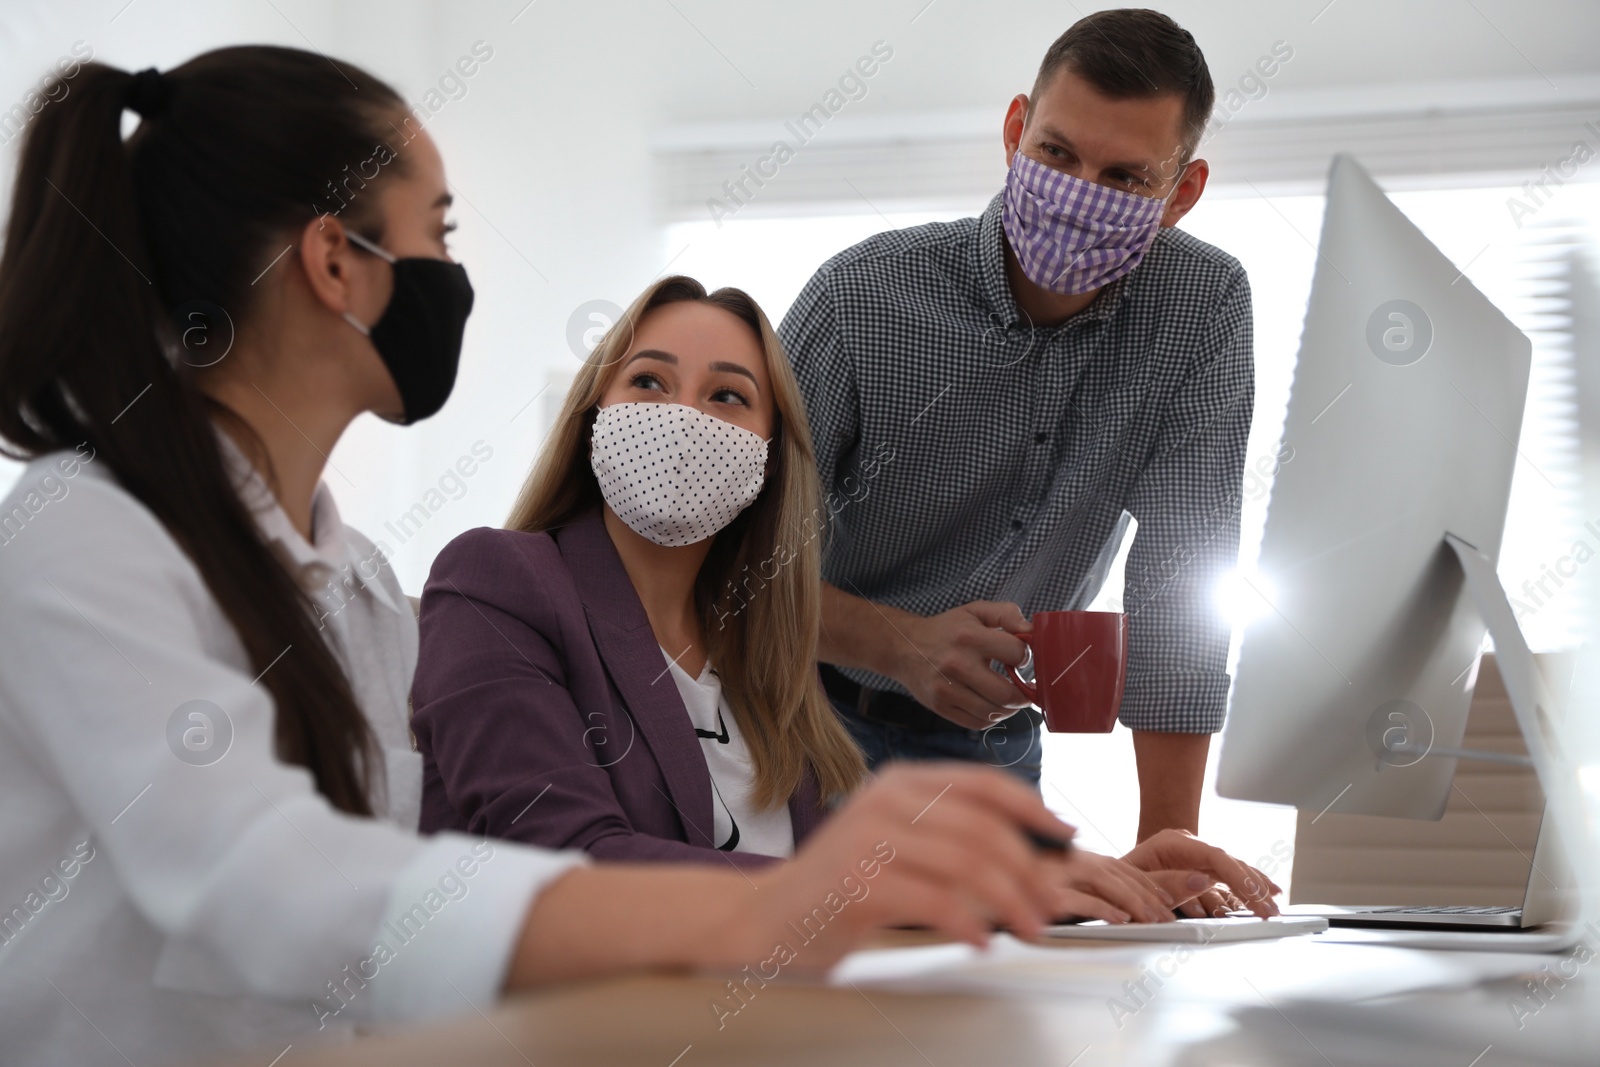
[0,45,1089,1067]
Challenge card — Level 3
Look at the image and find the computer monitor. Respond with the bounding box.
[1216,154,1533,821]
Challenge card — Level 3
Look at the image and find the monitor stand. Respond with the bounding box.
[1441,533,1575,812]
[1377,534,1559,774]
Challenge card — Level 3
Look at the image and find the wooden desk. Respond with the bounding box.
[230,931,1597,1067]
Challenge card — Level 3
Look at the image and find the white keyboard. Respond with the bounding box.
[1043,915,1329,943]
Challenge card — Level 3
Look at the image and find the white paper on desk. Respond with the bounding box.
[829,933,1546,1004]
[829,936,1146,998]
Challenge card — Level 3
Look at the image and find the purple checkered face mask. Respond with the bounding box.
[1002,151,1172,295]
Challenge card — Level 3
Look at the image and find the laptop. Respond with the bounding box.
[1279,800,1576,931]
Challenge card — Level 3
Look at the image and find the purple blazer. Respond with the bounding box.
[411,507,826,869]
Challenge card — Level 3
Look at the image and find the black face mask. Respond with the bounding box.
[344,230,475,424]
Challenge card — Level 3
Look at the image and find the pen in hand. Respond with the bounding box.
[1027,831,1074,855]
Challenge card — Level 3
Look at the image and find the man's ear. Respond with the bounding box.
[295,214,363,316]
[1160,158,1209,227]
[1001,94,1029,167]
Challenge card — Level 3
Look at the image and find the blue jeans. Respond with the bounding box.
[828,695,1043,788]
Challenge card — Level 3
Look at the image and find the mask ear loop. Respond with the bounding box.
[341,229,397,336]
[344,229,398,263]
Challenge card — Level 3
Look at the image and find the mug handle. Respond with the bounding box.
[1005,632,1040,704]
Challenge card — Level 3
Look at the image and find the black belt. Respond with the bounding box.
[819,664,972,734]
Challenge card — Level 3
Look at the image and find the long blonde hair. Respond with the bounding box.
[508,276,866,809]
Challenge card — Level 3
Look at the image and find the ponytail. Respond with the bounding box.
[0,49,412,814]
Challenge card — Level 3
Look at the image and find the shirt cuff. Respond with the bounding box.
[362,833,589,1025]
[1118,670,1231,733]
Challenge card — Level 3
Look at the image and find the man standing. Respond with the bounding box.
[779,9,1251,841]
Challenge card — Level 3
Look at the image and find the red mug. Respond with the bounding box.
[1005,611,1129,733]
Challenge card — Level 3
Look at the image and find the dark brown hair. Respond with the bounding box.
[0,47,411,814]
[1031,8,1216,156]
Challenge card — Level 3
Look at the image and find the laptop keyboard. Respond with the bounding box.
[1359,905,1519,915]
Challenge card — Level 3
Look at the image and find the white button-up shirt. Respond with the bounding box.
[0,443,585,1067]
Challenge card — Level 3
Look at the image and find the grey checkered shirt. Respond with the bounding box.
[778,193,1254,733]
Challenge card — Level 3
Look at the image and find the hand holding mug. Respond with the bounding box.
[1004,610,1129,733]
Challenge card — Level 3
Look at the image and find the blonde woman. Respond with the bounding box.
[414,276,872,866]
[412,276,1282,923]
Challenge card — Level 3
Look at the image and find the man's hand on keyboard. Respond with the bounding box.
[1120,829,1283,919]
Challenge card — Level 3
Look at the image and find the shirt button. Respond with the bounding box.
[1011,519,1023,531]
[1033,432,1047,444]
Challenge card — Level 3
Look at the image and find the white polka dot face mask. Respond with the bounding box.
[589,402,770,547]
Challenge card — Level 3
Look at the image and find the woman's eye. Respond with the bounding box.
[629,373,665,391]
[712,387,749,407]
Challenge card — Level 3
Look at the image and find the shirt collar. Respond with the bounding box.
[215,430,402,616]
[975,191,1137,331]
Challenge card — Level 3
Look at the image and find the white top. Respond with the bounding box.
[0,443,585,1067]
[661,649,794,858]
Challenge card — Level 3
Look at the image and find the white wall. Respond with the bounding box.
[631,0,1599,121]
[0,0,673,589]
